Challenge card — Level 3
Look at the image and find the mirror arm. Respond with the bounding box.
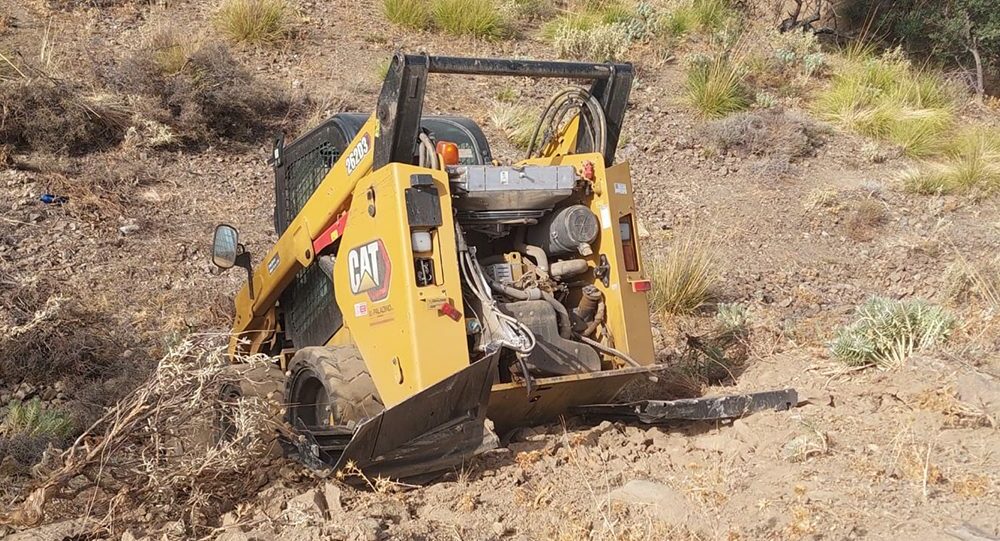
[235,251,254,300]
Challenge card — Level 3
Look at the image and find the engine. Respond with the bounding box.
[449,163,609,381]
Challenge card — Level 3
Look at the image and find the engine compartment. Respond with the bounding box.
[449,162,617,381]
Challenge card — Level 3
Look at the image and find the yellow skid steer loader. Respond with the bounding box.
[211,53,796,481]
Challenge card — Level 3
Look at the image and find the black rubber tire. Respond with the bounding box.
[285,346,384,431]
[215,362,285,454]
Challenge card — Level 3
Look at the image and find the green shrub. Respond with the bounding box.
[431,0,509,39]
[659,7,694,38]
[648,235,718,315]
[685,55,750,118]
[831,297,955,369]
[1,399,73,440]
[901,127,1000,195]
[553,21,632,61]
[216,0,290,45]
[382,0,432,29]
[716,303,749,332]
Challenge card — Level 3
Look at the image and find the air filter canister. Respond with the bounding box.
[527,205,600,256]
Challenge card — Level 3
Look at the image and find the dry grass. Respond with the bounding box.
[382,0,510,39]
[914,387,995,428]
[489,100,537,150]
[0,273,125,386]
[216,0,291,45]
[145,25,200,75]
[115,40,304,145]
[944,253,1000,309]
[648,235,718,315]
[900,128,1000,196]
[0,55,129,154]
[844,198,889,242]
[700,108,825,159]
[1,338,277,533]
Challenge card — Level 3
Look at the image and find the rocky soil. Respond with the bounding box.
[1,1,999,540]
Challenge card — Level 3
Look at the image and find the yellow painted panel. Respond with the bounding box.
[332,163,469,407]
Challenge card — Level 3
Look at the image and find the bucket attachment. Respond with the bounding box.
[572,388,799,424]
[289,356,499,482]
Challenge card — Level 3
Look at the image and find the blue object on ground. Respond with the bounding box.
[39,194,69,204]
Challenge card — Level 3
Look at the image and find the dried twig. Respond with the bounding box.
[0,337,278,537]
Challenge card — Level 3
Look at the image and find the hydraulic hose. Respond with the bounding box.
[526,86,608,160]
[578,334,640,367]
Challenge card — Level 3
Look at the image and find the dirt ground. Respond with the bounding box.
[1,1,999,540]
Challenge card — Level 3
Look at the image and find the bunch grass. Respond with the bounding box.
[648,235,718,315]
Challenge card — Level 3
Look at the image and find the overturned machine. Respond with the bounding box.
[211,53,796,480]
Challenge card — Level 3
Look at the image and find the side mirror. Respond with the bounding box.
[211,224,255,299]
[212,224,241,269]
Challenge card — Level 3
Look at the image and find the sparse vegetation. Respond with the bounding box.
[715,303,749,332]
[700,108,824,158]
[489,100,537,149]
[432,0,509,39]
[382,0,432,29]
[831,297,955,369]
[649,235,718,315]
[373,57,392,82]
[815,48,957,157]
[494,85,518,103]
[1,399,73,441]
[900,127,1000,195]
[686,55,750,118]
[116,40,303,145]
[216,0,291,45]
[844,198,889,242]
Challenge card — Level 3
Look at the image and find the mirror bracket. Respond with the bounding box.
[234,245,254,300]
